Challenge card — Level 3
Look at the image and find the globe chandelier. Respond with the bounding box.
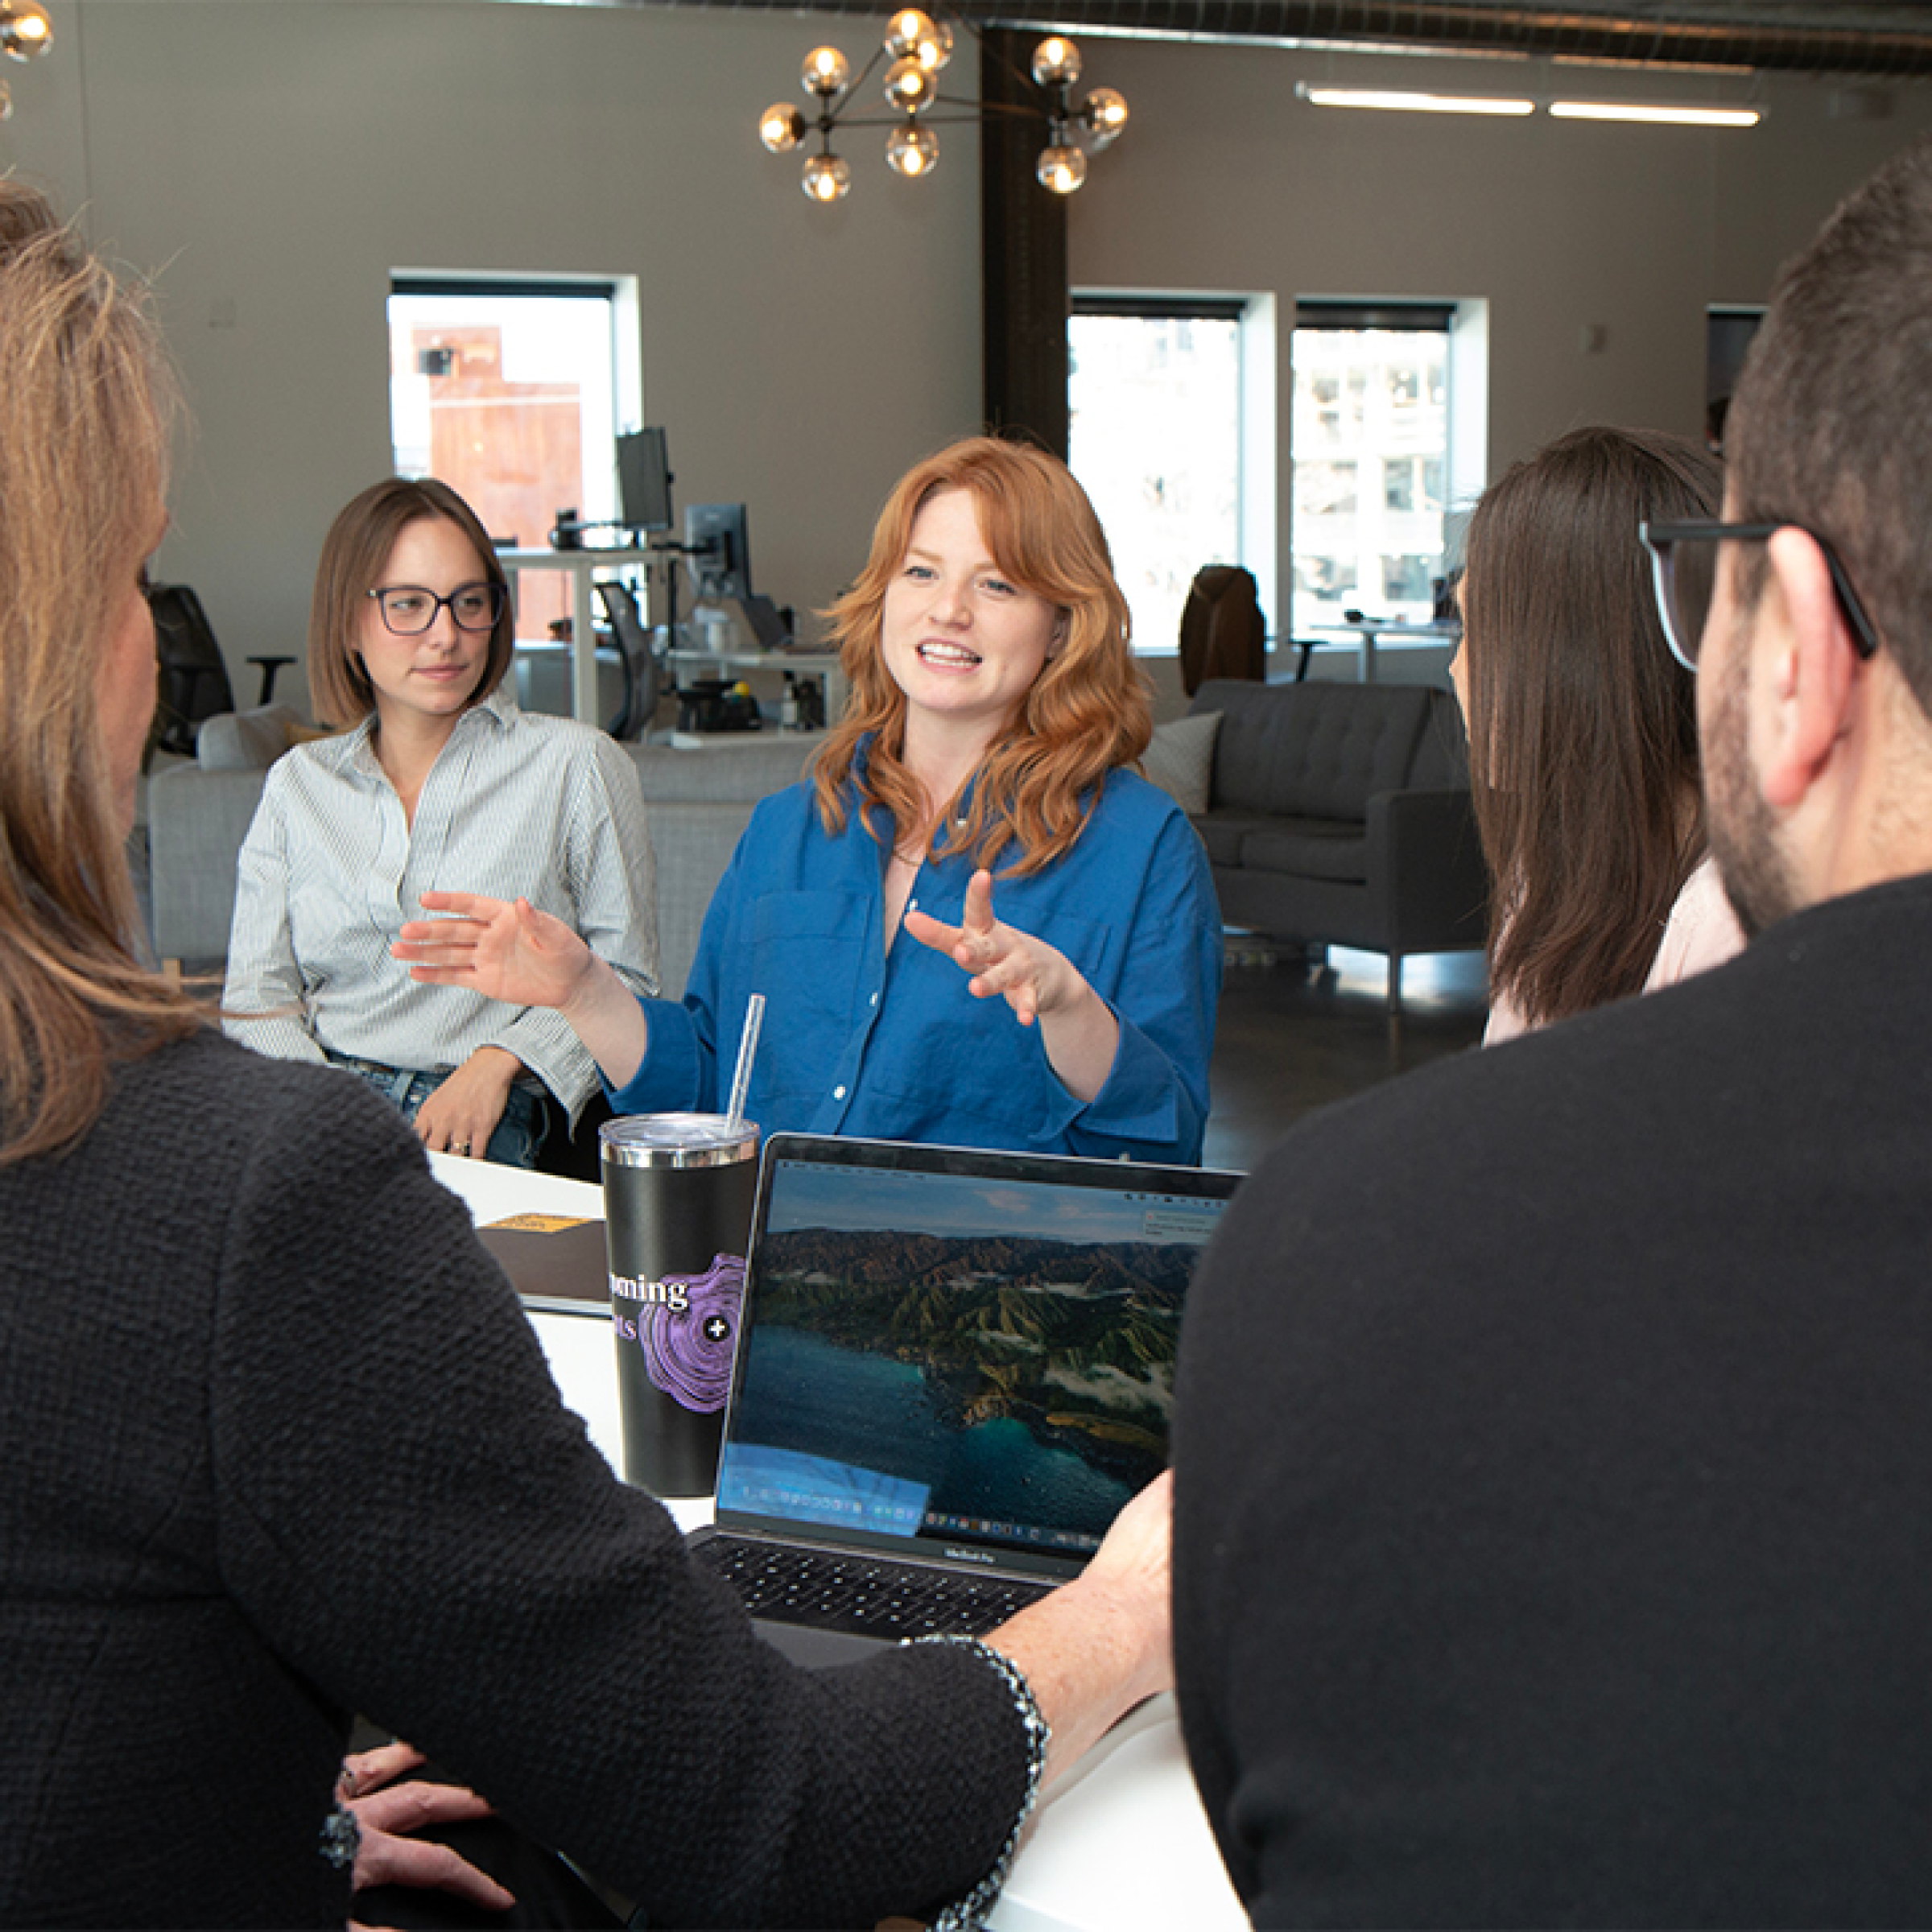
[0,0,52,121]
[758,9,1128,205]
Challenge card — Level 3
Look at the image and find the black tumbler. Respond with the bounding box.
[600,1113,759,1497]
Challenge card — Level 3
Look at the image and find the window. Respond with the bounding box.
[388,276,641,630]
[1291,303,1456,634]
[1068,294,1275,654]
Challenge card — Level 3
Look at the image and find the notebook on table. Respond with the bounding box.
[689,1132,1241,1666]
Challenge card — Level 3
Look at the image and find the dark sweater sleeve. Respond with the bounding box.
[206,1063,1033,1929]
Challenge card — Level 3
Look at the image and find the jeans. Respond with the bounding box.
[323,1051,547,1170]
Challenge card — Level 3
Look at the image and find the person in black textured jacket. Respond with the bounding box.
[1175,134,1932,1926]
[0,183,1170,1929]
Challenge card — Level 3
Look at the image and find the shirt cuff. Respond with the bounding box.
[601,996,708,1117]
[1066,1011,1193,1160]
[911,1634,1051,1932]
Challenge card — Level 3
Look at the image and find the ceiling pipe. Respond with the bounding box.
[651,1,1932,78]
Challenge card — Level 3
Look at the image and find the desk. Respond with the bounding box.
[498,548,648,724]
[666,646,848,728]
[427,1153,1245,1932]
[1306,618,1460,683]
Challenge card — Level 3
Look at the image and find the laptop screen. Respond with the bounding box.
[714,1136,1239,1567]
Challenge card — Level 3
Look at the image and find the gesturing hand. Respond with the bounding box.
[903,869,1085,1027]
[394,890,650,1089]
[904,869,1121,1104]
[393,891,594,1012]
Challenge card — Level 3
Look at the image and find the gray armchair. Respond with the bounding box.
[1185,677,1489,1014]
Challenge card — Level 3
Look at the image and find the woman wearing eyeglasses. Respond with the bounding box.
[222,477,658,1166]
[1448,425,1744,1043]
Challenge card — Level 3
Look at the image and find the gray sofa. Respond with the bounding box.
[145,709,823,998]
[1183,677,1488,1010]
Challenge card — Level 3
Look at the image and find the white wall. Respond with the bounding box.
[1067,38,1932,682]
[6,5,1930,714]
[0,0,985,709]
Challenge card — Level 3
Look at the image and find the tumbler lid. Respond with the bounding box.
[599,1112,760,1169]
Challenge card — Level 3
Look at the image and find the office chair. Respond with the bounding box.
[1178,564,1267,696]
[593,580,663,741]
[147,583,236,761]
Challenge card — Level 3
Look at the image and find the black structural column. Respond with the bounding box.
[979,27,1068,458]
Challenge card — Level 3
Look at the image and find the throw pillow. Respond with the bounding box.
[1141,710,1222,815]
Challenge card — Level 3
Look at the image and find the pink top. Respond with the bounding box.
[1484,854,1744,1046]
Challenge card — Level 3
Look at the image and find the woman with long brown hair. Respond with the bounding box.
[1451,425,1744,1041]
[0,184,1177,1926]
[400,436,1220,1162]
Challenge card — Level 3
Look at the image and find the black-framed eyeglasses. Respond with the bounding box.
[1640,519,1881,672]
[366,581,506,637]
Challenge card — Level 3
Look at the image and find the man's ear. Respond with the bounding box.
[1756,526,1863,811]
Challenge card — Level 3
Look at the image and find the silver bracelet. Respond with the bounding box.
[914,1633,1051,1932]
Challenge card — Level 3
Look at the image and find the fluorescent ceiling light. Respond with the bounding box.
[1550,100,1761,126]
[1298,85,1534,117]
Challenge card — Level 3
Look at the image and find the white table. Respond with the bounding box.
[498,547,648,724]
[427,1153,1245,1932]
[1305,617,1460,683]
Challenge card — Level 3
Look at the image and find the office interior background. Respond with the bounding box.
[2,0,1929,724]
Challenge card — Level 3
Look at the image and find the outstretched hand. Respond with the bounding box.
[904,869,1086,1027]
[393,891,651,1089]
[393,892,594,1011]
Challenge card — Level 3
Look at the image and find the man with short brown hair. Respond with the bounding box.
[1175,133,1932,1928]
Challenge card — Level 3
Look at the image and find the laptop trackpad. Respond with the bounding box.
[753,1618,890,1668]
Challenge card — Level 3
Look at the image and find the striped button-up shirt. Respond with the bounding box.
[222,689,657,1119]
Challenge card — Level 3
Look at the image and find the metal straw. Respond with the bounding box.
[725,993,765,1133]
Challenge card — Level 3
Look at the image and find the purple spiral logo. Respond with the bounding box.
[633,1251,744,1413]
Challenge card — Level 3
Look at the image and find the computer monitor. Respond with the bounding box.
[685,502,751,602]
[617,427,673,533]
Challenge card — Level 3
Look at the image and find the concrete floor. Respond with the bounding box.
[1201,940,1489,1174]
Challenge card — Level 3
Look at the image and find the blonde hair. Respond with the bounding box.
[814,436,1152,875]
[0,183,201,1162]
[308,477,514,731]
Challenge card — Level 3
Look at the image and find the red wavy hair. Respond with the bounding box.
[814,436,1151,875]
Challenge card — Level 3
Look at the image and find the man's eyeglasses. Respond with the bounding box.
[1640,519,1881,672]
[366,582,506,637]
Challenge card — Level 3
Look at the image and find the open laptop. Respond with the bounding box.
[689,1133,1241,1666]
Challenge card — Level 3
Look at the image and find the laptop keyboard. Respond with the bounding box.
[696,1535,1054,1639]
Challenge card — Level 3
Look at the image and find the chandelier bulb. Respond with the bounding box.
[0,0,51,61]
[801,152,852,204]
[885,8,952,72]
[887,122,940,178]
[916,18,954,72]
[1081,87,1129,149]
[882,55,936,114]
[1037,143,1088,195]
[886,10,933,58]
[759,102,807,154]
[801,45,851,100]
[1031,36,1080,89]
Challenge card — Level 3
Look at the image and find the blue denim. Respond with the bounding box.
[323,1051,547,1170]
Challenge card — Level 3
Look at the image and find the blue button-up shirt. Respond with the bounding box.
[607,762,1220,1162]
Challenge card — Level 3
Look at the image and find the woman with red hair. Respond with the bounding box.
[400,436,1220,1162]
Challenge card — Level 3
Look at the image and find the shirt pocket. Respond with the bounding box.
[746,890,869,1095]
[898,906,1124,1134]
